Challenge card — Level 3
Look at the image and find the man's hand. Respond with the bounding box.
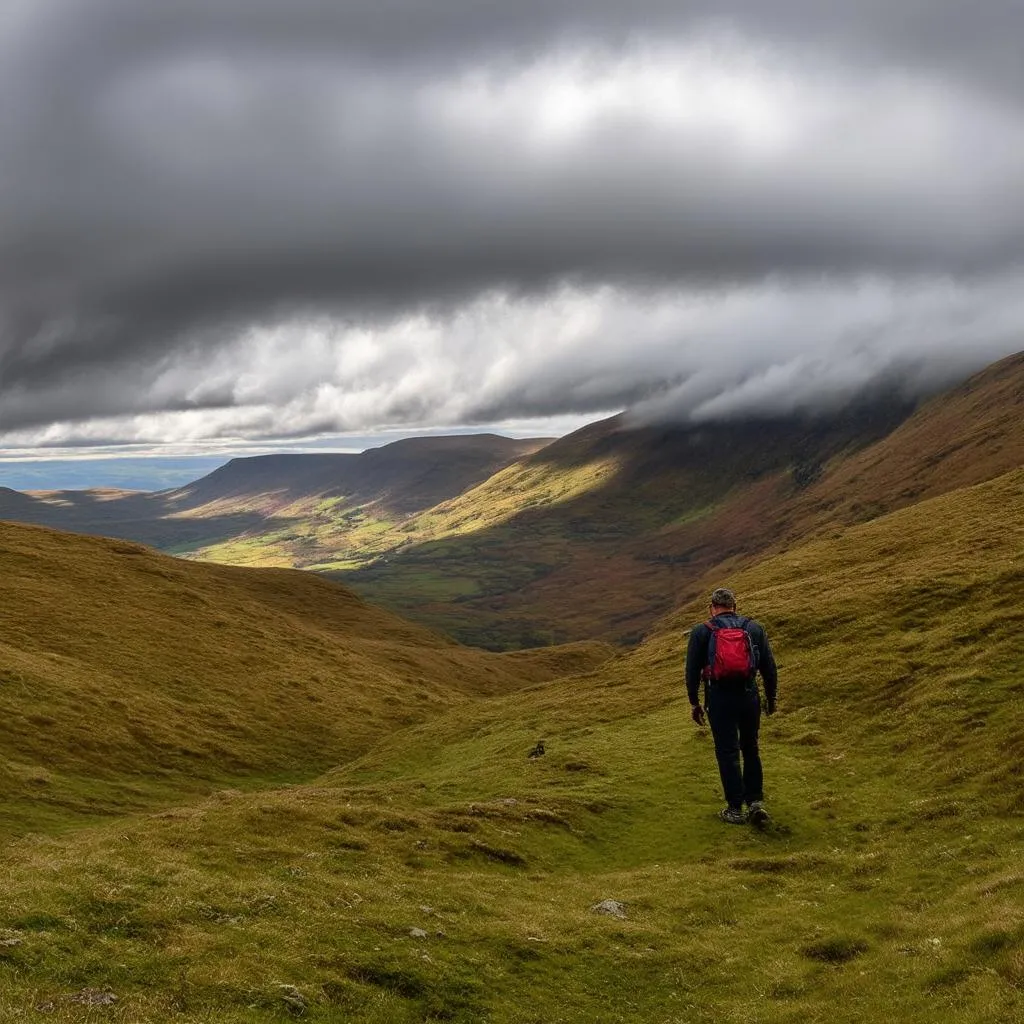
[765,697,777,716]
[691,704,706,726]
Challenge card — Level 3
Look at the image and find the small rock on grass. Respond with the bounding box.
[591,899,627,920]
[409,927,429,939]
[278,985,307,1015]
[70,988,118,1006]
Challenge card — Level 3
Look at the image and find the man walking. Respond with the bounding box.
[686,588,778,825]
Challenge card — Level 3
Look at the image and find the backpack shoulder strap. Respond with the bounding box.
[704,619,716,632]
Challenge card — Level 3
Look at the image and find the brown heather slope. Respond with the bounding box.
[792,348,1024,522]
[0,521,611,833]
[341,352,1024,646]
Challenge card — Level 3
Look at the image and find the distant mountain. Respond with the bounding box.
[170,434,550,515]
[334,397,917,646]
[0,434,550,551]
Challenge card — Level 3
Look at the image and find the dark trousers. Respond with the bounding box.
[706,682,763,809]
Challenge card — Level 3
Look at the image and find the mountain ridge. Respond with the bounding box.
[0,433,550,551]
[1,352,1021,649]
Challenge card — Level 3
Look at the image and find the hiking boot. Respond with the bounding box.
[719,806,747,825]
[747,801,771,827]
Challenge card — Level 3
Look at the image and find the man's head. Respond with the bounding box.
[710,587,737,613]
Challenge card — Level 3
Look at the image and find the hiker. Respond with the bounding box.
[686,587,778,826]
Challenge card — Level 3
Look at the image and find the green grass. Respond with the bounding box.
[0,522,613,837]
[0,469,1021,1019]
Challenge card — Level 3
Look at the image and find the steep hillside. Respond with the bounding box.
[0,521,611,834]
[171,434,550,516]
[0,434,549,554]
[4,354,1021,652]
[332,352,1024,647]
[793,348,1024,522]
[0,468,1020,1022]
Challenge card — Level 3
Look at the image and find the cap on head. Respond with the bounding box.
[710,587,737,610]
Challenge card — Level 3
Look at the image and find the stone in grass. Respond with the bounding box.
[278,985,308,1016]
[591,899,627,920]
[70,988,118,1006]
[409,927,429,939]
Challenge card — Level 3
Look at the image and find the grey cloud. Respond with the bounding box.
[1,1,1024,439]
[3,278,1020,449]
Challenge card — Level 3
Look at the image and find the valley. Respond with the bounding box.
[0,351,1021,1021]
[3,353,1021,651]
[0,462,1021,1021]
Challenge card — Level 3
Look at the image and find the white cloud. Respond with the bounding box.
[2,274,1020,450]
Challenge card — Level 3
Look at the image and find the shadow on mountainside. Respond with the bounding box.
[333,400,917,649]
[0,487,292,551]
[334,352,1024,649]
[0,435,550,554]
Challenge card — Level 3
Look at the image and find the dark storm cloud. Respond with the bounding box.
[1,0,1023,440]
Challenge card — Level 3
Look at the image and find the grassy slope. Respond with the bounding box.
[0,522,612,835]
[332,405,914,647]
[334,353,1024,648]
[0,468,1021,1021]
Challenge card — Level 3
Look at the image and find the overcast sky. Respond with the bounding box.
[1,1,1022,453]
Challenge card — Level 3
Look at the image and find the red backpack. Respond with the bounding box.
[703,618,757,682]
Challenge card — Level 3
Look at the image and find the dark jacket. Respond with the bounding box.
[685,612,778,707]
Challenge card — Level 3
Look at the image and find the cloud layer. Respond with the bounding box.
[1,2,1022,446]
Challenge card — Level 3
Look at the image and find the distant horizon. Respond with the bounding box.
[0,419,582,491]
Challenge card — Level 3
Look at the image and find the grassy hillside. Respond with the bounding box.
[328,352,1024,647]
[0,522,611,836]
[0,467,1020,1021]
